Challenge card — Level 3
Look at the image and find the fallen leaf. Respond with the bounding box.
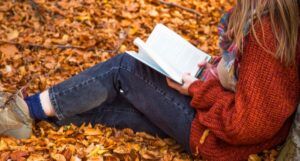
[0,151,10,161]
[0,44,19,59]
[51,153,67,161]
[6,30,19,40]
[0,139,8,151]
[10,151,29,161]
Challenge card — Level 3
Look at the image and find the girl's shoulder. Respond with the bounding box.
[245,16,277,54]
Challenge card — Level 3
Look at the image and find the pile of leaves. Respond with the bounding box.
[0,0,234,93]
[0,121,194,160]
[0,0,278,160]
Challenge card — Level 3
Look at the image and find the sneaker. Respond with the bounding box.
[0,91,33,139]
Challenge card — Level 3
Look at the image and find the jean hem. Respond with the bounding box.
[49,87,65,120]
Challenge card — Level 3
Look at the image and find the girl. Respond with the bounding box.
[1,0,299,160]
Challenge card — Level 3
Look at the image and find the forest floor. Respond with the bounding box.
[0,0,277,160]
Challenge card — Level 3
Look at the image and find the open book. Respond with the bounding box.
[126,24,211,84]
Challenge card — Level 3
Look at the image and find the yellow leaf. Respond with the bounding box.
[0,44,18,59]
[6,30,19,40]
[84,128,102,136]
[88,146,100,157]
[149,9,159,17]
[76,14,91,21]
[0,139,8,151]
[119,45,127,53]
[51,153,66,161]
[199,129,210,144]
[97,149,108,155]
[87,145,107,157]
[248,154,262,161]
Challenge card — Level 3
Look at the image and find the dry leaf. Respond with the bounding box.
[0,139,8,151]
[84,128,102,136]
[248,154,262,161]
[51,153,67,161]
[6,30,19,40]
[199,129,210,144]
[10,151,29,161]
[0,44,19,59]
[0,152,10,161]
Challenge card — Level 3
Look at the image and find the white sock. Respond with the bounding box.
[40,90,56,117]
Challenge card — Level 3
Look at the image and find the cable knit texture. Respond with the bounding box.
[188,17,300,161]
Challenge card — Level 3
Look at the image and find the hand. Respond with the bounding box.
[198,60,214,69]
[166,73,198,95]
[198,60,218,80]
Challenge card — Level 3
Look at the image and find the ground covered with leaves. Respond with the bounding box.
[0,0,278,160]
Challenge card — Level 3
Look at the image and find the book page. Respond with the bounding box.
[146,24,211,77]
[132,38,183,83]
[126,51,170,77]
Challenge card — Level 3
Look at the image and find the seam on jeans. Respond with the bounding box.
[118,66,192,118]
[49,87,64,120]
[101,108,141,114]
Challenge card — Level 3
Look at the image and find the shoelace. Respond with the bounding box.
[0,88,26,109]
[0,94,14,109]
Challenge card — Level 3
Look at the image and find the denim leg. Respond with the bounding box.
[52,95,168,138]
[49,53,195,152]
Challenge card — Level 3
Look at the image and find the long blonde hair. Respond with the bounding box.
[228,0,299,65]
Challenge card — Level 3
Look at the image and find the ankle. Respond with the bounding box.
[25,89,56,120]
[40,90,55,116]
[25,93,47,120]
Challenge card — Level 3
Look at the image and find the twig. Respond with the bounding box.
[28,0,46,23]
[0,40,115,53]
[158,0,202,17]
[111,27,129,55]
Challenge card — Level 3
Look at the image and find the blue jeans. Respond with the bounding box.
[48,53,195,152]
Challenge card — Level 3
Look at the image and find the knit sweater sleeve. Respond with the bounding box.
[188,18,300,145]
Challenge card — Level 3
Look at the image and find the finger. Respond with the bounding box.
[166,77,171,84]
[167,78,182,90]
[166,78,177,88]
[166,78,174,87]
[198,61,207,67]
[203,63,213,69]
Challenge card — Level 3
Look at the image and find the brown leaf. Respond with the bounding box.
[139,149,161,160]
[0,152,10,161]
[0,139,8,151]
[10,151,29,161]
[84,128,102,136]
[6,30,19,40]
[70,156,82,161]
[248,154,262,161]
[51,153,66,161]
[0,44,19,59]
[113,146,131,154]
[27,154,45,161]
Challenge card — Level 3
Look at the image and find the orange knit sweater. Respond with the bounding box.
[188,17,300,161]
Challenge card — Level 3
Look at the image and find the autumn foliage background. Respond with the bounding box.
[0,0,278,160]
